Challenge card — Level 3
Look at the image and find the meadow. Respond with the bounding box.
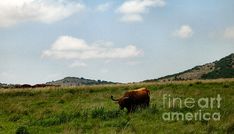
[0,79,234,134]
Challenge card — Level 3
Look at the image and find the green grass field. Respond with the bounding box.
[0,80,234,134]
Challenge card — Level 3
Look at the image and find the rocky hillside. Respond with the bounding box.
[46,77,115,86]
[145,53,234,82]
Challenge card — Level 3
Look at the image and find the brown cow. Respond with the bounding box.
[111,87,150,113]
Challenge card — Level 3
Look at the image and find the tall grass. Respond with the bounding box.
[0,79,234,133]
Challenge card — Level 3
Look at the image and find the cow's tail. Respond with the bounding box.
[111,96,119,101]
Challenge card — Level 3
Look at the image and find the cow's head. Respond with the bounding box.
[111,96,131,110]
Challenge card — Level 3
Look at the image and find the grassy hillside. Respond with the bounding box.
[145,53,234,82]
[0,80,234,134]
[202,54,234,79]
[46,77,115,86]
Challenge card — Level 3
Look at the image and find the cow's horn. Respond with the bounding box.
[123,97,129,99]
[111,95,119,101]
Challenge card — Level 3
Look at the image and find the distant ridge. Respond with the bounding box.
[144,53,234,82]
[46,77,116,86]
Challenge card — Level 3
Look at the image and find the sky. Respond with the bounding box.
[0,0,234,84]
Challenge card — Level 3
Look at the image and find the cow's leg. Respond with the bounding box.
[127,105,136,113]
[127,106,132,113]
[146,101,149,107]
[146,97,150,107]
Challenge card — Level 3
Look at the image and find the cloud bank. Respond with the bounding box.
[42,36,143,60]
[174,25,193,39]
[116,0,166,22]
[0,0,85,27]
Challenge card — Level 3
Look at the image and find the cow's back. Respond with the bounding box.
[124,88,150,104]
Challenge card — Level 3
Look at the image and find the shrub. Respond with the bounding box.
[15,126,29,134]
[58,99,65,104]
[195,81,202,85]
[223,84,230,88]
[188,83,193,87]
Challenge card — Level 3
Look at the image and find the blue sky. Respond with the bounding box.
[0,0,234,84]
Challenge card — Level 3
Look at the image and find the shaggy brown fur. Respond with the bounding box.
[111,87,150,113]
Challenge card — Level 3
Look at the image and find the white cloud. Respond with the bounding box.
[69,61,87,68]
[42,36,143,60]
[224,27,234,39]
[96,3,111,12]
[174,25,193,39]
[121,14,143,22]
[117,0,166,22]
[0,0,85,27]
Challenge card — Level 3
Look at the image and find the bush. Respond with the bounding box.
[58,99,65,104]
[195,81,202,85]
[223,84,230,88]
[15,126,29,134]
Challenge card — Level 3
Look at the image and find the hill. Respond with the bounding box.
[46,77,115,86]
[145,53,234,82]
[0,83,7,88]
